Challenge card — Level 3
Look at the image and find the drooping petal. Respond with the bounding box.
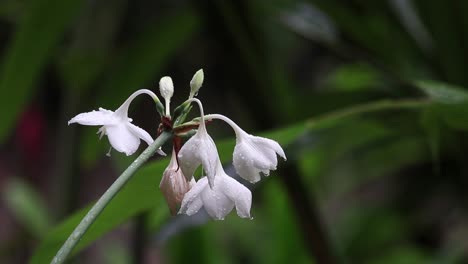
[106,123,141,155]
[233,145,263,183]
[179,171,252,220]
[127,123,153,145]
[238,139,273,168]
[220,173,252,218]
[179,177,209,215]
[178,128,219,186]
[68,108,117,126]
[201,187,234,220]
[251,136,286,160]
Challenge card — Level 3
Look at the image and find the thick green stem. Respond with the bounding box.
[51,131,172,264]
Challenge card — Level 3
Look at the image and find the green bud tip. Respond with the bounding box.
[190,69,204,97]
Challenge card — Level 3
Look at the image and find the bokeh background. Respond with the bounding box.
[1,0,468,263]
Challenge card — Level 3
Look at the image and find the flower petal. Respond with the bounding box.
[178,130,219,186]
[184,196,204,216]
[220,174,252,218]
[106,123,141,155]
[242,140,274,168]
[233,143,263,183]
[179,177,209,216]
[201,183,234,220]
[251,136,286,160]
[127,123,153,145]
[68,108,117,126]
[233,133,287,183]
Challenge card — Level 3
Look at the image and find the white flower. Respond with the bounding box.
[233,131,286,183]
[68,89,160,156]
[179,164,252,220]
[177,98,219,187]
[160,149,192,215]
[204,114,286,183]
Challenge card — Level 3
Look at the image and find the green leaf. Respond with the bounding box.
[4,177,51,238]
[325,63,382,92]
[0,0,84,142]
[414,80,468,104]
[414,80,468,130]
[262,179,312,264]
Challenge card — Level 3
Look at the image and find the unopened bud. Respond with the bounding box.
[159,149,191,215]
[159,76,174,101]
[190,69,204,98]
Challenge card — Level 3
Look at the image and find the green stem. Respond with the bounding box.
[307,98,432,130]
[52,131,172,264]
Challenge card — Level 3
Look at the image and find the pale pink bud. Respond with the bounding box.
[160,149,191,215]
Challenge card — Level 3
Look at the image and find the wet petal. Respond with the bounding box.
[127,123,153,146]
[240,140,273,167]
[220,174,252,218]
[106,123,141,155]
[179,173,252,220]
[233,145,263,183]
[251,136,286,160]
[201,187,234,220]
[233,133,286,183]
[179,177,209,216]
[68,108,117,126]
[178,130,219,186]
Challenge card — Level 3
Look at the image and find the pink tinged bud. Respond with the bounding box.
[160,149,191,215]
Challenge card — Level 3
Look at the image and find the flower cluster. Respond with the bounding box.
[68,69,286,220]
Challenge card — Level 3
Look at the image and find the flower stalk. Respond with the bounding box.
[52,131,172,264]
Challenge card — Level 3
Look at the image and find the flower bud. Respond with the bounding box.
[160,149,191,215]
[159,76,174,101]
[190,69,204,98]
[160,76,174,116]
